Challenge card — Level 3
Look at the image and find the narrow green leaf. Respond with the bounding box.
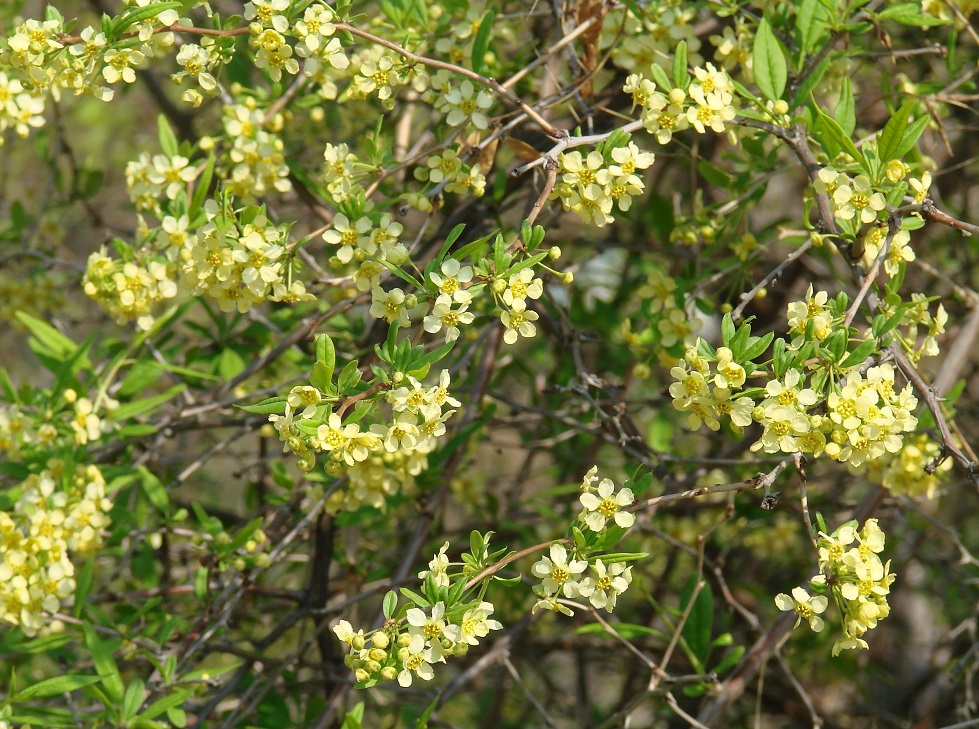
[138,465,170,514]
[14,674,107,701]
[816,108,868,170]
[680,576,714,662]
[891,114,930,161]
[156,113,180,158]
[878,99,916,164]
[470,8,496,76]
[237,396,288,415]
[672,41,688,88]
[113,384,185,420]
[753,18,787,101]
[122,679,147,722]
[382,590,398,619]
[721,313,735,347]
[835,78,855,136]
[83,624,124,703]
[316,333,336,376]
[839,338,879,369]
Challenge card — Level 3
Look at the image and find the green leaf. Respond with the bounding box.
[310,361,333,392]
[891,114,930,161]
[796,0,829,52]
[138,465,170,514]
[15,311,89,366]
[741,332,774,362]
[122,679,147,722]
[140,689,192,721]
[237,396,288,415]
[878,99,917,165]
[194,566,209,602]
[413,692,441,729]
[156,113,180,158]
[337,359,363,393]
[218,348,245,381]
[382,590,398,619]
[878,2,948,26]
[680,576,714,662]
[189,153,214,220]
[113,2,182,37]
[720,313,736,346]
[470,8,496,76]
[839,338,878,369]
[316,333,336,376]
[341,703,365,729]
[752,18,787,101]
[816,108,867,170]
[672,41,688,88]
[648,62,672,91]
[14,674,107,701]
[835,77,855,136]
[713,644,746,674]
[83,624,124,703]
[114,384,185,420]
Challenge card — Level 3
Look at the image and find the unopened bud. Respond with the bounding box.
[561,271,574,284]
[885,160,909,183]
[633,362,651,379]
[354,669,371,683]
[669,88,686,105]
[491,279,507,293]
[773,100,789,115]
[63,389,77,404]
[380,666,398,681]
[548,246,562,260]
[404,294,418,308]
[372,632,390,649]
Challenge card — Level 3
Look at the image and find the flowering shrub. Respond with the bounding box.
[1,0,979,726]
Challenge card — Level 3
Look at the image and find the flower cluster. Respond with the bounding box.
[814,168,887,228]
[270,370,460,514]
[778,519,895,656]
[83,248,179,330]
[625,62,738,146]
[426,71,494,131]
[414,147,487,198]
[602,4,703,77]
[333,541,503,687]
[0,462,113,636]
[125,151,200,215]
[531,543,634,614]
[181,199,312,313]
[861,433,952,499]
[529,469,637,614]
[669,344,754,433]
[221,103,293,199]
[0,5,182,145]
[551,141,655,227]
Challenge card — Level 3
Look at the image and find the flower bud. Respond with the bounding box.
[372,631,390,649]
[885,160,909,183]
[310,107,325,122]
[809,232,824,247]
[562,271,574,284]
[773,100,789,115]
[404,294,418,308]
[633,362,651,379]
[397,632,412,647]
[233,558,246,571]
[354,669,371,683]
[352,634,366,651]
[491,279,507,294]
[669,88,686,105]
[452,641,470,656]
[63,389,78,404]
[380,666,398,681]
[751,406,766,422]
[368,648,387,662]
[392,371,405,384]
[548,246,562,260]
[255,553,272,568]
